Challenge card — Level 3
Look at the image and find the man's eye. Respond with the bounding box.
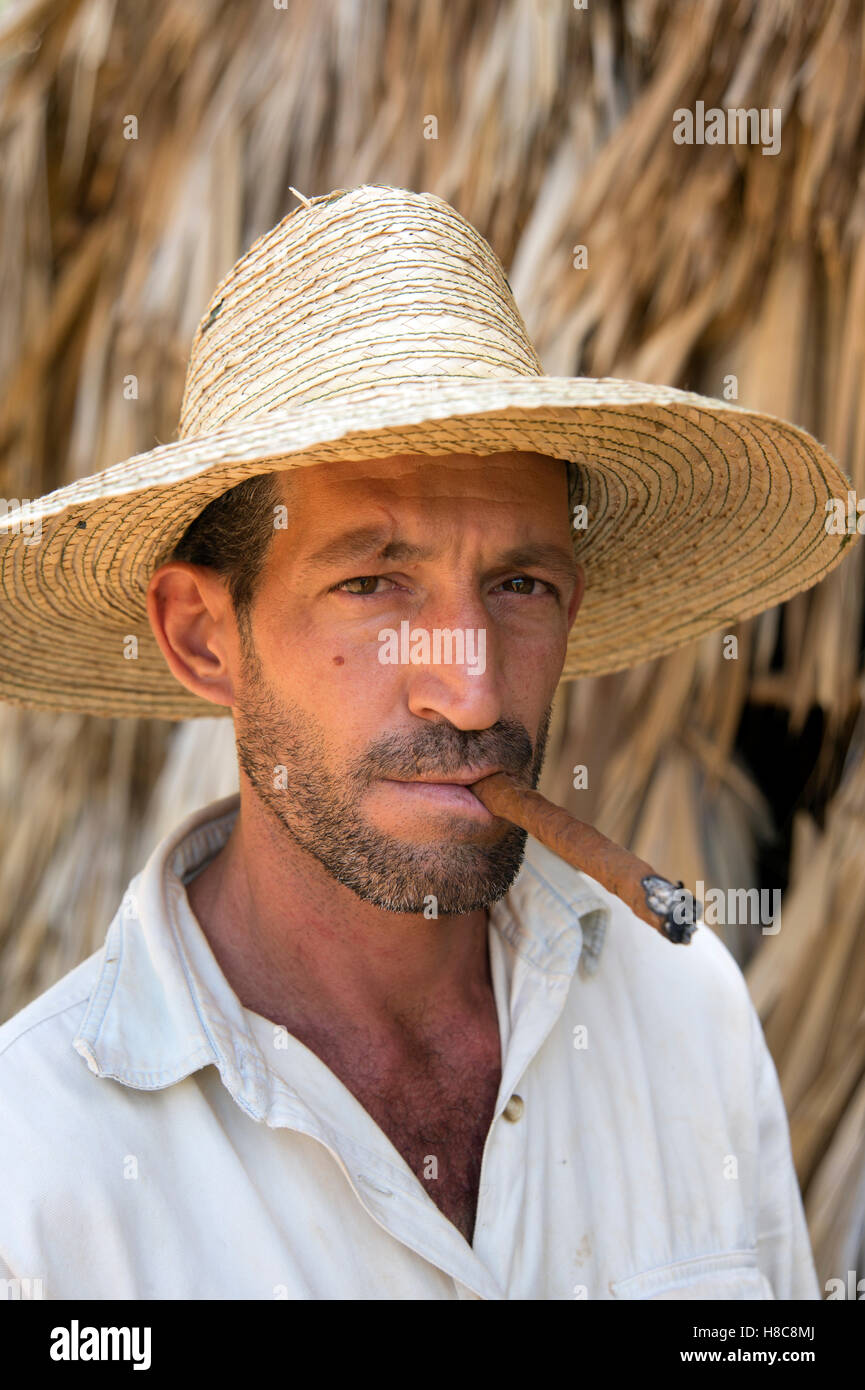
[332,575,389,595]
[497,575,555,596]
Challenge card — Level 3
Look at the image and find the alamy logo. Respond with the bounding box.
[378,621,486,675]
[695,880,781,934]
[49,1321,151,1371]
[825,490,865,534]
[0,1276,44,1299]
[825,1270,864,1300]
[673,101,781,155]
[0,497,42,544]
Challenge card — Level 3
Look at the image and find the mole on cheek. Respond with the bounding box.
[333,655,345,666]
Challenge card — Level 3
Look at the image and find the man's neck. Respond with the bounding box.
[184,792,495,1056]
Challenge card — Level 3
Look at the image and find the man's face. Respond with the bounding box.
[227,451,582,914]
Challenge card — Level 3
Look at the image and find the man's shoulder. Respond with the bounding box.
[0,950,128,1212]
[522,839,757,1024]
[606,878,751,990]
[580,865,761,1057]
[0,951,102,1081]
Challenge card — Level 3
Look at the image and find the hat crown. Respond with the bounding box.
[178,184,544,437]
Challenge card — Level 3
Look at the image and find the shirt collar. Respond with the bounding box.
[73,791,610,1107]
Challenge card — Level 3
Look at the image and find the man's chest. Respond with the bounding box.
[337,1047,502,1243]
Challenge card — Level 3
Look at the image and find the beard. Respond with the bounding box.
[232,641,553,916]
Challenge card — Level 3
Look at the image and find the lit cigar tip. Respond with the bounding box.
[642,876,702,944]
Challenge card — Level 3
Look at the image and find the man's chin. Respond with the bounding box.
[241,768,529,914]
[323,829,529,916]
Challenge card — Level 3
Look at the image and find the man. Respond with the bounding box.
[0,184,855,1299]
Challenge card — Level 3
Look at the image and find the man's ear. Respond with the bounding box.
[145,561,237,710]
[566,563,585,632]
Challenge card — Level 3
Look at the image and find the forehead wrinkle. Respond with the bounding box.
[292,491,577,583]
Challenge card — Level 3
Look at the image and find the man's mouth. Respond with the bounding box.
[380,768,504,820]
[398,767,504,786]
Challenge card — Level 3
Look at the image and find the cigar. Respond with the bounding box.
[469,772,700,944]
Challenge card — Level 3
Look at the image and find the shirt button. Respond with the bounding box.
[503,1094,524,1122]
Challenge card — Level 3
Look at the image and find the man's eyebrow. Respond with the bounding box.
[494,543,579,580]
[298,528,578,580]
[299,528,432,575]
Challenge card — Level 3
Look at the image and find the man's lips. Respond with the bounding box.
[391,767,504,786]
[379,769,505,820]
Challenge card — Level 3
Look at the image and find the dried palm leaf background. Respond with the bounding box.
[1,0,864,1285]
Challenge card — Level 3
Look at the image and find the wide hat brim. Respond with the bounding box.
[0,373,857,720]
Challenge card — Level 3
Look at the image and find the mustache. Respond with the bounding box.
[353,715,544,785]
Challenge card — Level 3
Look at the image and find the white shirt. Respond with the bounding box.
[0,792,819,1300]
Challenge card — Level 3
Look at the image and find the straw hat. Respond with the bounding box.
[0,183,857,720]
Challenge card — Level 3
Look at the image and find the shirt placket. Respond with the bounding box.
[258,1067,509,1299]
[470,925,580,1277]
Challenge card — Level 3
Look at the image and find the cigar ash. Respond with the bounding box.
[641,875,701,944]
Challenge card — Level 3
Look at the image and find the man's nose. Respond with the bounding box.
[401,595,503,731]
